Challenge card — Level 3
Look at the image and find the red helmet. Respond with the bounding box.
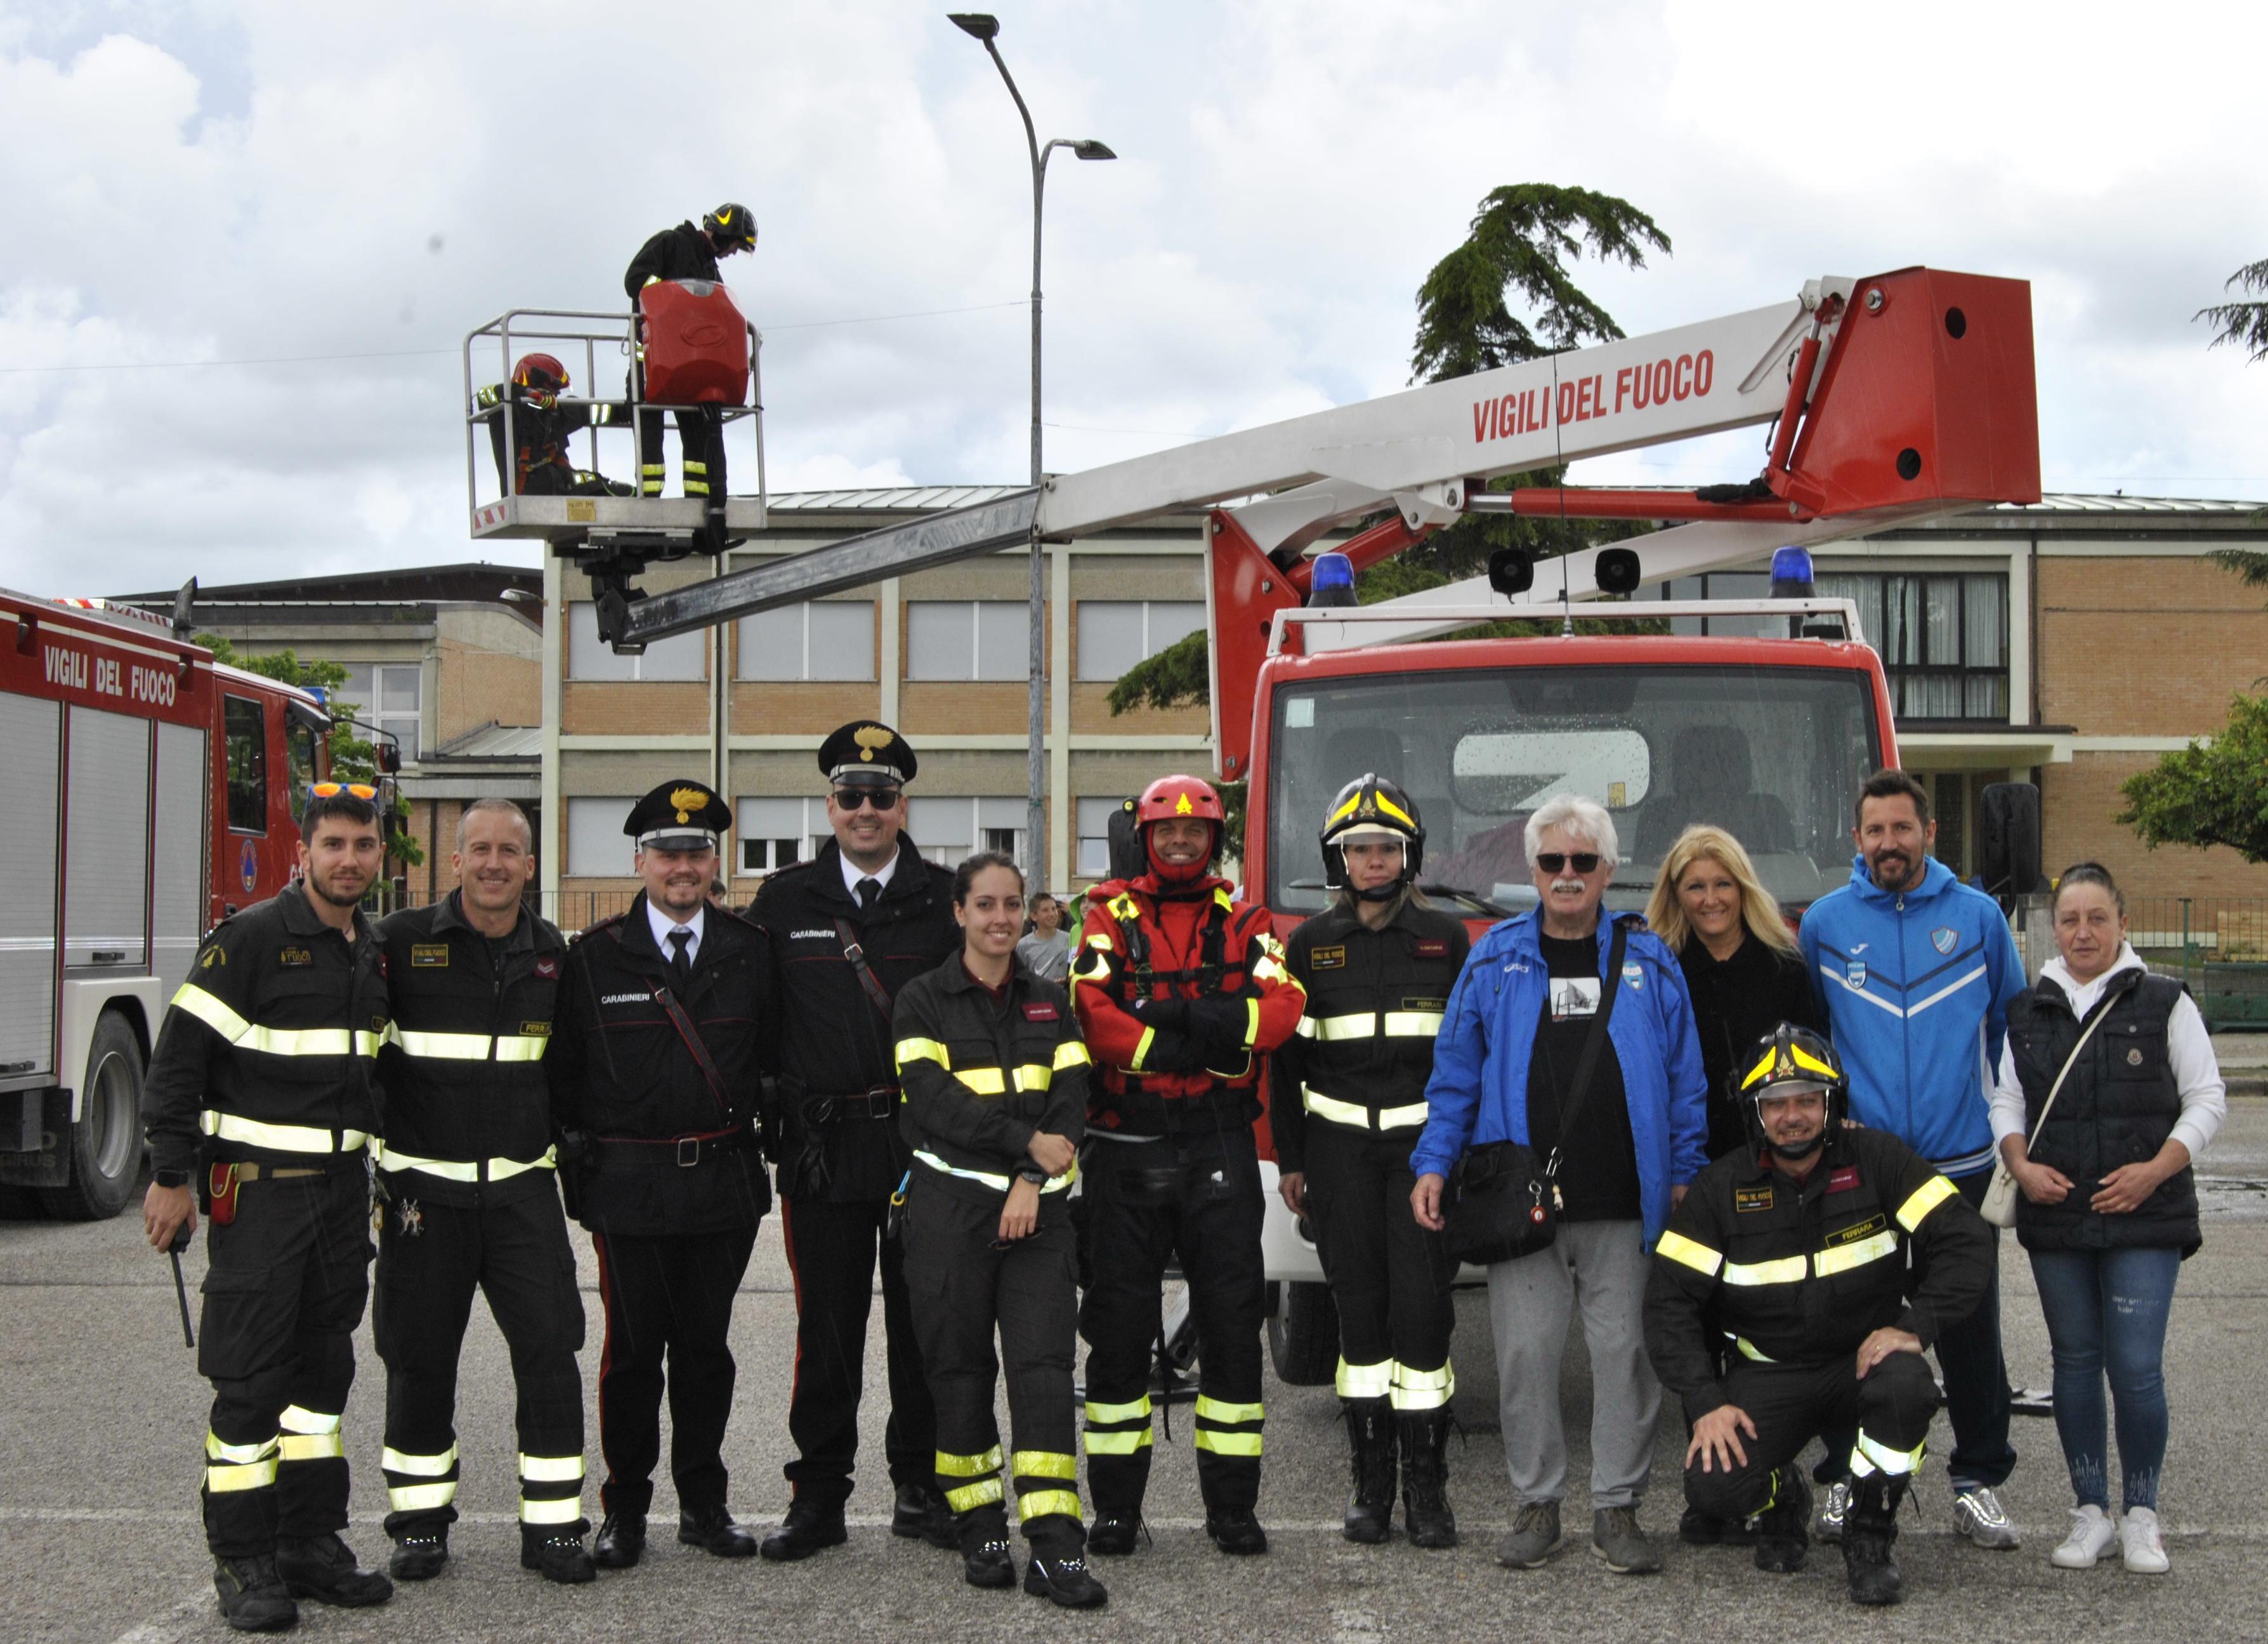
[512,353,569,396]
[1136,774,1224,884]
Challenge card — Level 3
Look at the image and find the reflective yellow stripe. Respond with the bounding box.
[1130,1025,1155,1071]
[1012,1450,1077,1481]
[1389,1360,1455,1411]
[199,1112,370,1154]
[1895,1175,1959,1232]
[1812,1229,1901,1277]
[173,983,383,1060]
[207,1459,277,1493]
[494,1036,548,1061]
[519,1454,584,1483]
[913,1149,1073,1194]
[1383,1011,1444,1038]
[945,1477,1004,1513]
[1722,1255,1809,1287]
[1851,1430,1924,1478]
[390,1480,457,1511]
[1372,792,1415,830]
[1084,1397,1151,1424]
[206,1432,278,1465]
[1106,892,1141,922]
[896,1036,949,1073]
[1194,1396,1264,1426]
[1731,1334,1776,1362]
[1018,1489,1082,1522]
[959,1067,1007,1095]
[392,1029,491,1059]
[1052,1040,1090,1071]
[1082,1428,1152,1454]
[383,1445,457,1477]
[935,1445,1004,1477]
[1335,1358,1393,1400]
[520,1496,581,1523]
[1299,1013,1375,1041]
[279,1406,339,1435]
[1243,996,1261,1048]
[1013,1064,1052,1092]
[683,460,707,476]
[1192,1430,1264,1456]
[374,1143,556,1183]
[1302,1087,1429,1132]
[1252,955,1296,988]
[1655,1229,1722,1277]
[173,982,250,1040]
[278,1432,342,1462]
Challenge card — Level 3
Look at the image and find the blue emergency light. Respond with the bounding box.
[1308,552,1357,608]
[1769,545,1816,599]
[306,686,331,707]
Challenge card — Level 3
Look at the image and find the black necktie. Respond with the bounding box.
[856,877,881,911]
[667,926,693,989]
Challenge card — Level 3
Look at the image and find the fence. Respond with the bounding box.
[2128,897,2268,1031]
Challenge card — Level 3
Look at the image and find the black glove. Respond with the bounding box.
[1185,996,1255,1057]
[1138,1029,1212,1075]
[1130,996,1190,1035]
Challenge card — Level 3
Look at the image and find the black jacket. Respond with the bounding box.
[895,956,1089,1216]
[1675,930,1823,1161]
[473,382,625,495]
[751,838,960,1201]
[1645,1123,1991,1421]
[372,892,567,1208]
[2006,967,2199,1256]
[547,894,773,1236]
[1273,898,1469,1175]
[145,884,387,1177]
[624,221,721,301]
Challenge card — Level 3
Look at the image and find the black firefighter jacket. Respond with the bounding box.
[624,221,721,301]
[547,895,773,1237]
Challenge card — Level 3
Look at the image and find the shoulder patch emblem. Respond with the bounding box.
[1845,960,1868,989]
[410,944,449,969]
[2127,1047,2144,1066]
[1310,944,1347,971]
[279,946,313,969]
[535,956,559,979]
[1622,962,1644,989]
[1930,926,1958,956]
[199,946,225,969]
[1827,1165,1861,1194]
[1734,1184,1774,1213]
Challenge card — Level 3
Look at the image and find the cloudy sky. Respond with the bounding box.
[1,0,2261,597]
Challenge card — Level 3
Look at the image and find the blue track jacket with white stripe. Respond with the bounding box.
[1797,855,2028,1179]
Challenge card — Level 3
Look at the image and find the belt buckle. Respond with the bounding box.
[676,1135,700,1168]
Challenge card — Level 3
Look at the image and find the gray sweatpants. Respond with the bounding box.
[1485,1218,1660,1510]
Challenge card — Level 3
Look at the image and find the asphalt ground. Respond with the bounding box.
[6,1099,2266,1643]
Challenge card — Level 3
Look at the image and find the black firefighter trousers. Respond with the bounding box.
[1080,1127,1268,1517]
[903,1182,1084,1552]
[196,1166,370,1560]
[1683,1350,1941,1523]
[627,365,726,503]
[372,1184,586,1539]
[1303,1119,1456,1409]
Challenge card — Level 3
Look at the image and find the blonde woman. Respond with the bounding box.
[1644,826,1821,1163]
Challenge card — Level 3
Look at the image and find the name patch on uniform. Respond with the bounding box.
[520,1021,550,1037]
[1734,1185,1776,1213]
[1823,1213,1887,1248]
[535,956,558,979]
[279,946,313,968]
[1415,938,1450,958]
[1311,944,1347,970]
[1403,996,1446,1012]
[1828,1165,1861,1194]
[789,927,837,942]
[600,992,648,1005]
[1022,1002,1059,1022]
[411,944,450,969]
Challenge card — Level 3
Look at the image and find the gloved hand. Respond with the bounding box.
[1184,996,1255,1057]
[1129,996,1190,1035]
[1137,1029,1212,1076]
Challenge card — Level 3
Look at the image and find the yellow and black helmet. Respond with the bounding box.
[1320,772,1424,900]
[703,202,758,253]
[1737,1022,1847,1158]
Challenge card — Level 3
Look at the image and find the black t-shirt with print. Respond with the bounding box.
[1526,932,1641,1222]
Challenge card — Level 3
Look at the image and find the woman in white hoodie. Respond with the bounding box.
[1993,863,2225,1576]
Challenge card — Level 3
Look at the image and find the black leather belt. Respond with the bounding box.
[591,1126,749,1167]
[807,1088,898,1122]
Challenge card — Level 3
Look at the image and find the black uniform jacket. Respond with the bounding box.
[1273,898,1470,1175]
[145,883,388,1178]
[624,221,721,301]
[473,382,625,494]
[1675,930,1823,1161]
[751,838,960,1203]
[894,956,1089,1217]
[547,894,773,1237]
[1645,1123,1991,1422]
[372,892,566,1209]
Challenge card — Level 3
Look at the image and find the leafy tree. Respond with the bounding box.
[2196,259,2268,583]
[2118,693,2268,863]
[1110,182,1668,713]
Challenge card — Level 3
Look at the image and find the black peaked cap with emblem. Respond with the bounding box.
[626,778,731,852]
[818,719,917,788]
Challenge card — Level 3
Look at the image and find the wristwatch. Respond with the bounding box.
[153,1167,190,1189]
[1016,1164,1049,1185]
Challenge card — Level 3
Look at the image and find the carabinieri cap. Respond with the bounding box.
[818,719,917,789]
[626,779,731,853]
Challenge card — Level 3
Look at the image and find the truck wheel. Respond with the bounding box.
[1265,1279,1340,1386]
[39,1012,144,1222]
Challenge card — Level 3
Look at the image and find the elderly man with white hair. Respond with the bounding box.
[1411,794,1708,1577]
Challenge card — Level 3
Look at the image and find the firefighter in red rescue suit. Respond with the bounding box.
[1070,774,1307,1556]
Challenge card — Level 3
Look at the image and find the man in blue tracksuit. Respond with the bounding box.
[1797,769,2028,1550]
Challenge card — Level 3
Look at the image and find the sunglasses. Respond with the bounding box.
[1535,852,1603,874]
[832,787,901,811]
[308,782,379,801]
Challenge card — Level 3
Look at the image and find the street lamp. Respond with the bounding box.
[949,11,1115,892]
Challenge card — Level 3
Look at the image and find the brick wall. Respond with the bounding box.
[2043,751,2267,904]
[2037,554,2268,736]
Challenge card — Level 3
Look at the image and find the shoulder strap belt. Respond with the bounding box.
[649,982,734,1125]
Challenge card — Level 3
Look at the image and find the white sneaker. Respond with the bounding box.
[1953,1485,2022,1549]
[1814,1480,1851,1544]
[2050,1504,2116,1569]
[2121,1506,2169,1574]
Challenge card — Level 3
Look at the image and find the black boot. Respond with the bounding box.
[274,1534,392,1608]
[212,1555,298,1633]
[1752,1466,1812,1575]
[1204,1507,1269,1555]
[1087,1513,1141,1557]
[520,1526,597,1585]
[960,1510,1017,1590]
[388,1527,447,1581]
[1024,1543,1109,1609]
[1842,1475,1908,1607]
[1398,1409,1458,1549]
[759,1499,846,1563]
[892,1482,959,1550]
[593,1511,646,1569]
[1341,1399,1396,1545]
[677,1505,759,1558]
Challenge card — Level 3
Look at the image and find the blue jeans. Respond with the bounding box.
[2028,1245,2181,1512]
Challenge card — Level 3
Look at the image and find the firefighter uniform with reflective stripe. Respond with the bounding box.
[622,221,727,502]
[894,955,1091,1554]
[1275,899,1467,1411]
[1069,875,1306,1520]
[1643,1122,1992,1523]
[547,894,774,1522]
[143,884,388,1561]
[471,382,633,497]
[370,892,585,1540]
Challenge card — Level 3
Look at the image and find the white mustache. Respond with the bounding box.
[1550,878,1586,896]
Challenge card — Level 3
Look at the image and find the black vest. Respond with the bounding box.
[2005,967,2198,1256]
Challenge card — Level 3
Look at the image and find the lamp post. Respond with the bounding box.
[950,11,1114,892]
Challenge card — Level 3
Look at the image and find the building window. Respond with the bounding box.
[736,797,818,875]
[1076,796,1124,879]
[567,601,706,682]
[906,601,1031,681]
[1816,573,2009,721]
[738,601,875,682]
[564,795,638,877]
[908,796,1027,866]
[1077,600,1207,681]
[334,662,423,762]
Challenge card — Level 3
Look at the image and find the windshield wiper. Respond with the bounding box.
[1417,882,1516,920]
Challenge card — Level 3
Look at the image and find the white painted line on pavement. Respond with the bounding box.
[107,1580,209,1644]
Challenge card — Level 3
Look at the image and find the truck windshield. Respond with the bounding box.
[1266,663,1881,920]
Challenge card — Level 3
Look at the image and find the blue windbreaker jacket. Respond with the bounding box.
[1410,910,1708,1249]
[1797,855,2028,1178]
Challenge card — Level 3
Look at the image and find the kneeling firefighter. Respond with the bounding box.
[473,353,634,498]
[1274,775,1469,1547]
[1069,775,1307,1557]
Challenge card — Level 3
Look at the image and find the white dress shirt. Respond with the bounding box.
[839,846,901,903]
[646,900,707,970]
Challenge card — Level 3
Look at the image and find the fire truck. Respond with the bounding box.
[0,590,333,1219]
[479,264,2042,1378]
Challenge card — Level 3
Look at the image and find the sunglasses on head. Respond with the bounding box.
[308,782,378,801]
[832,786,901,811]
[1535,852,1602,874]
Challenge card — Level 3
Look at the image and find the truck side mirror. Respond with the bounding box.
[1978,782,2043,900]
[377,741,402,775]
